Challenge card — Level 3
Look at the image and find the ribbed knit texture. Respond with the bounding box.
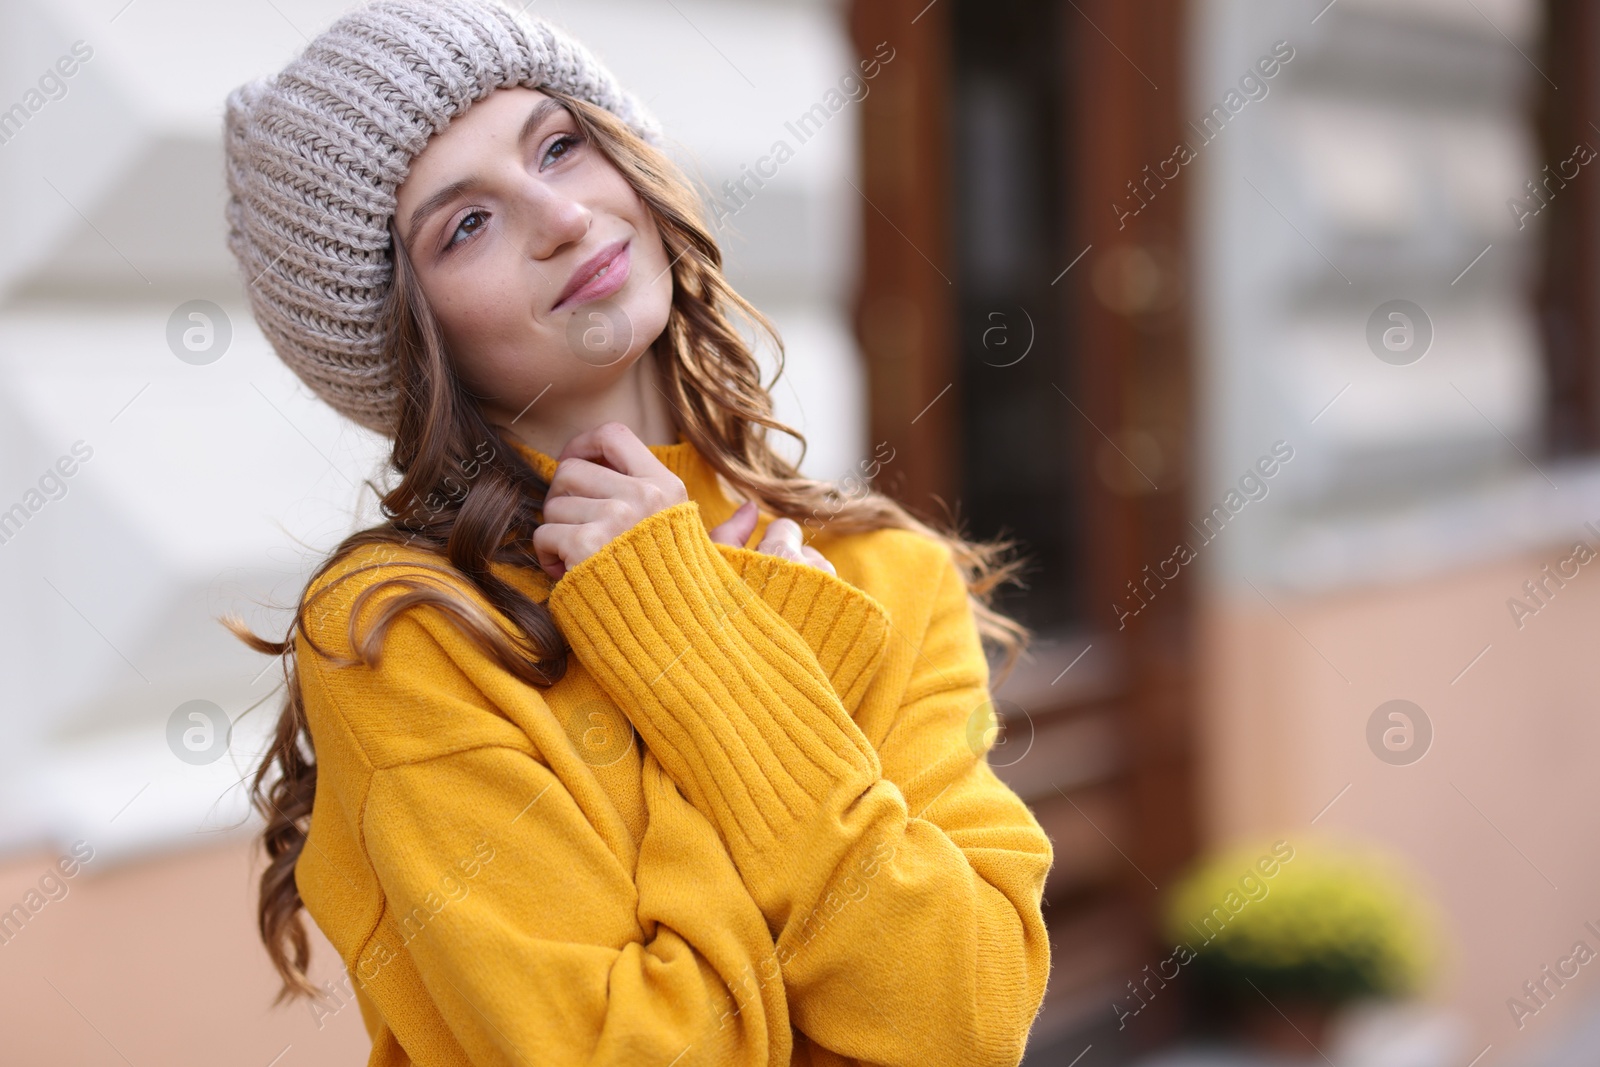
[293,435,1054,1066]
[221,0,661,435]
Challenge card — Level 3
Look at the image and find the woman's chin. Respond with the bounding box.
[562,291,670,368]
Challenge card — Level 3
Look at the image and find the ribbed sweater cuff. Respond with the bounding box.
[547,501,885,896]
[707,544,890,715]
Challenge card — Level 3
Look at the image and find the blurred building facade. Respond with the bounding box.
[854,0,1600,1062]
[3,0,1600,1064]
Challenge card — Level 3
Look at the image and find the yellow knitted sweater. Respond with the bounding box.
[292,434,1053,1066]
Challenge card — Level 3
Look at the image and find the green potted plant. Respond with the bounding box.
[1160,836,1437,1054]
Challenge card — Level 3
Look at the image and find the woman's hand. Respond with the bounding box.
[709,500,836,577]
[533,422,688,581]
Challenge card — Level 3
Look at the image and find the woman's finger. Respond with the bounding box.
[556,421,663,478]
[546,456,633,501]
[708,500,758,547]
[799,545,836,576]
[539,493,619,527]
[530,523,570,581]
[757,518,805,562]
[756,517,834,573]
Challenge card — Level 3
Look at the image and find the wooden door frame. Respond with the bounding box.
[848,0,1199,1047]
[1537,0,1600,456]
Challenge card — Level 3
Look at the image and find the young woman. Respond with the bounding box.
[222,1,1053,1063]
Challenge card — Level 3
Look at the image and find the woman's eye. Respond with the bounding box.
[446,209,488,250]
[542,134,584,169]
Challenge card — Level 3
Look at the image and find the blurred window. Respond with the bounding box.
[949,0,1085,632]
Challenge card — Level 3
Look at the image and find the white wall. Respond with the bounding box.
[1186,0,1592,597]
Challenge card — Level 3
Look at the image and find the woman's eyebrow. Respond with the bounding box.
[403,97,568,246]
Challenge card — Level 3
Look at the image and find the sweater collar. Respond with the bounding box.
[504,431,743,527]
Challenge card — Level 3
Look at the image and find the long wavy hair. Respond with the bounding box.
[223,89,1031,1001]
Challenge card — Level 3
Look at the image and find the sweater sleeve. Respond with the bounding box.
[298,610,796,1067]
[546,502,1054,1067]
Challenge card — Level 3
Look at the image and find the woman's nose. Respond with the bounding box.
[521,181,591,262]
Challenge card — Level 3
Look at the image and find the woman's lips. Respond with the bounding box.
[552,240,631,311]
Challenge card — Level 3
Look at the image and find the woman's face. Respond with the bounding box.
[393,87,674,431]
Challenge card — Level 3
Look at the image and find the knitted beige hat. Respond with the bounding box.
[223,0,662,436]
